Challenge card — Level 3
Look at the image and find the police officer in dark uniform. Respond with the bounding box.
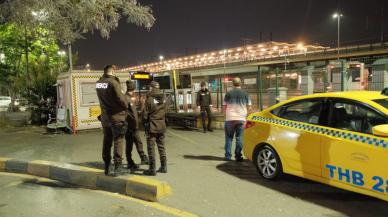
[196,81,213,133]
[142,81,167,176]
[125,80,149,172]
[96,65,128,176]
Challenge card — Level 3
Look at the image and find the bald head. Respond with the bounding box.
[232,77,241,87]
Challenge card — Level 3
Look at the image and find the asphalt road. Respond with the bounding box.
[0,173,176,217]
[0,126,387,217]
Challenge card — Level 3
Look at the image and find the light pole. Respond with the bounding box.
[333,13,343,58]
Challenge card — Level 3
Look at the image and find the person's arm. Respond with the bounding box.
[209,90,212,107]
[196,91,200,107]
[223,93,228,115]
[246,94,253,114]
[112,80,128,109]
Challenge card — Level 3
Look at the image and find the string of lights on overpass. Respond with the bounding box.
[119,42,330,73]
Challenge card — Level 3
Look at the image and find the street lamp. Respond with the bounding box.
[333,13,343,58]
[159,55,164,61]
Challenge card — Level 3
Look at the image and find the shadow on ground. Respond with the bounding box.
[216,161,387,217]
[169,127,198,132]
[75,161,149,176]
[183,155,226,161]
[76,161,105,170]
[21,178,75,189]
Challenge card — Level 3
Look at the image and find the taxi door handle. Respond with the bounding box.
[350,153,369,162]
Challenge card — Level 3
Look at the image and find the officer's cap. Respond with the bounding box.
[150,81,160,89]
[126,80,136,91]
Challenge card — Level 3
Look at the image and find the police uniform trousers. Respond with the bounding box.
[102,122,125,165]
[200,106,212,130]
[146,133,167,170]
[125,129,146,162]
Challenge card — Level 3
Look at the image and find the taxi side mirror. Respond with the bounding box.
[372,124,388,137]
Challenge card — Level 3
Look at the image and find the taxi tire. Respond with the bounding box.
[253,144,283,180]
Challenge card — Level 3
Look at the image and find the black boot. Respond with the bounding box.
[157,158,167,173]
[113,163,125,177]
[143,159,156,176]
[140,155,149,165]
[157,166,167,173]
[104,162,110,175]
[143,169,156,176]
[127,159,139,171]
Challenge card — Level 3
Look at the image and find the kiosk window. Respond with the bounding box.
[81,82,99,105]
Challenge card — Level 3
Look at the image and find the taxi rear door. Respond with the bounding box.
[321,98,388,197]
[273,98,326,177]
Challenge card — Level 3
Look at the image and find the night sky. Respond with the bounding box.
[73,0,387,69]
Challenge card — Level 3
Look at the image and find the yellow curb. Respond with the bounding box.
[0,157,11,172]
[27,160,52,178]
[69,170,99,189]
[128,176,172,200]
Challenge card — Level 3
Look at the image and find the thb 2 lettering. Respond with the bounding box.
[325,164,365,186]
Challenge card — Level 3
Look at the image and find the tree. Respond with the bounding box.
[0,0,155,70]
[0,23,67,111]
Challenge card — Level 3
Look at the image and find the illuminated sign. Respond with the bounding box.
[131,71,152,80]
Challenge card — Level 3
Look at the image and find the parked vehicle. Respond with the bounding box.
[244,91,388,202]
[0,96,11,108]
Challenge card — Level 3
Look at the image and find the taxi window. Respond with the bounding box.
[329,101,388,134]
[374,98,388,109]
[277,100,323,124]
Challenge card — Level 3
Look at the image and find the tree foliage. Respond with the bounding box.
[0,23,67,110]
[0,0,155,44]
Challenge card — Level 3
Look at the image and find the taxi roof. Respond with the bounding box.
[271,91,388,113]
[301,91,388,101]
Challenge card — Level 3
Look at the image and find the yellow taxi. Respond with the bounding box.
[243,91,388,202]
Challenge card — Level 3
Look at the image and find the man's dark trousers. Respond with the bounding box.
[146,133,166,171]
[125,129,146,162]
[200,106,212,131]
[102,122,125,165]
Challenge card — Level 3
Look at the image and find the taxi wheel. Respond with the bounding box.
[253,145,282,180]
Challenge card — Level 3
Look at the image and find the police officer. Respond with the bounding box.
[96,65,128,176]
[196,81,213,133]
[125,80,149,172]
[142,81,167,176]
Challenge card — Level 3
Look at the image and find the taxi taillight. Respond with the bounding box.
[244,121,256,129]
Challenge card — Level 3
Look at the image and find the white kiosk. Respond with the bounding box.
[56,70,129,132]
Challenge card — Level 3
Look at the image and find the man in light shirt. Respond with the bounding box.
[223,77,252,161]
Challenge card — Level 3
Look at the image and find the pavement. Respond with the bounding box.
[0,173,179,217]
[0,126,388,217]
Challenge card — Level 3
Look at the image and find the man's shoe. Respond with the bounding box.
[104,164,110,176]
[235,157,244,162]
[207,128,213,132]
[127,163,139,170]
[224,157,232,161]
[143,169,156,176]
[157,166,167,173]
[140,155,149,165]
[113,164,125,176]
[203,129,207,133]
